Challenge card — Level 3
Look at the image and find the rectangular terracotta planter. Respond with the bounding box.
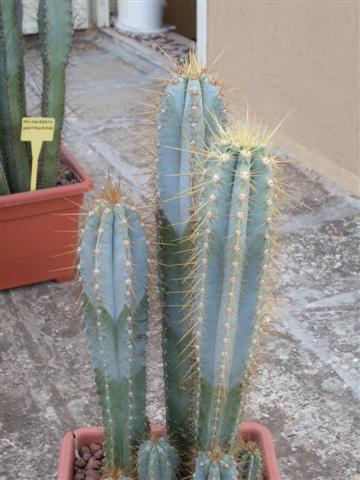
[0,146,92,290]
[57,423,281,480]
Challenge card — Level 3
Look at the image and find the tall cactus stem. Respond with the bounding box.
[227,149,276,451]
[185,120,278,455]
[157,52,226,449]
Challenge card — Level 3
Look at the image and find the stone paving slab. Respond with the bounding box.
[1,31,359,480]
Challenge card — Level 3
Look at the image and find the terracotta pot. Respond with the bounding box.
[57,423,280,480]
[0,146,92,290]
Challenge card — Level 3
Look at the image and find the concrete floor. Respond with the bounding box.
[1,31,359,480]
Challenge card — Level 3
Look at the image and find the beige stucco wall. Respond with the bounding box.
[207,1,359,195]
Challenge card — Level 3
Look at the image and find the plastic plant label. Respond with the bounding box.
[21,117,55,191]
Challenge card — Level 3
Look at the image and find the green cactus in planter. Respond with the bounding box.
[75,54,280,479]
[38,0,72,188]
[0,149,10,195]
[156,51,227,450]
[0,0,72,194]
[0,0,30,193]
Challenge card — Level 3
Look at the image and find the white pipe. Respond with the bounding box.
[91,0,110,28]
[196,0,208,65]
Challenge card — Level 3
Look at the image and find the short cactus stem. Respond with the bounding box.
[194,451,239,479]
[238,445,263,480]
[137,435,179,480]
[79,185,149,473]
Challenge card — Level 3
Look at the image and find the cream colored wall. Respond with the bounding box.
[207,1,359,194]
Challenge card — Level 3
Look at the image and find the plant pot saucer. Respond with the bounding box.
[57,423,280,479]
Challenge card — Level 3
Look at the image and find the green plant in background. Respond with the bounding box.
[0,0,30,193]
[38,0,72,187]
[0,0,72,195]
[156,52,227,451]
[0,149,10,195]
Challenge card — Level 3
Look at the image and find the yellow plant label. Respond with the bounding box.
[21,117,55,191]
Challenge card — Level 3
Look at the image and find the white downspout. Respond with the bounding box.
[91,0,110,28]
[196,0,208,65]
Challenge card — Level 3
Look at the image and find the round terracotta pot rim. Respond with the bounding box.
[0,145,92,208]
[57,422,281,480]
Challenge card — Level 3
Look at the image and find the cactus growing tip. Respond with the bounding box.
[175,46,207,80]
[210,116,277,155]
[99,178,125,205]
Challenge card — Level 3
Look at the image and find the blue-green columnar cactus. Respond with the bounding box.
[188,121,276,478]
[0,0,30,193]
[38,0,72,188]
[156,52,227,449]
[137,432,180,480]
[78,185,149,478]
